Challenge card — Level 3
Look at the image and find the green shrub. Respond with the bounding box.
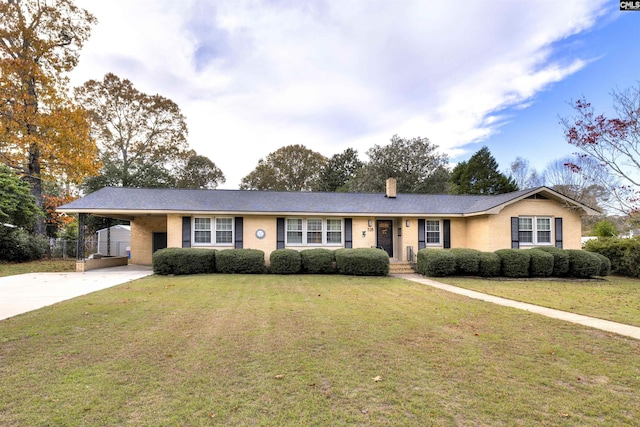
[417,249,456,277]
[495,249,531,278]
[528,249,554,278]
[593,252,611,277]
[565,249,601,278]
[535,247,570,277]
[269,249,301,274]
[449,248,481,275]
[152,248,216,275]
[0,226,47,262]
[300,248,336,274]
[478,252,501,277]
[216,249,266,274]
[584,237,640,277]
[334,248,389,276]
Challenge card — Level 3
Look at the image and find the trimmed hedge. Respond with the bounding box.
[300,248,336,274]
[417,249,456,277]
[495,249,531,278]
[478,252,501,277]
[565,249,601,278]
[269,249,302,274]
[593,252,612,277]
[152,248,216,275]
[584,237,640,277]
[528,249,554,278]
[449,248,481,275]
[334,248,389,276]
[216,249,266,274]
[535,246,570,277]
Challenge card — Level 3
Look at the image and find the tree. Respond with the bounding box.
[542,156,607,209]
[314,148,363,192]
[0,164,40,229]
[240,144,327,191]
[591,219,618,238]
[0,0,98,234]
[561,86,640,213]
[450,146,517,195]
[176,153,225,189]
[347,135,450,193]
[74,73,190,191]
[508,157,543,189]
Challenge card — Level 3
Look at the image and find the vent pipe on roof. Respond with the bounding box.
[385,178,397,198]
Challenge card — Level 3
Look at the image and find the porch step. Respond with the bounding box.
[389,262,415,274]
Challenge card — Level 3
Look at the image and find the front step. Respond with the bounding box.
[389,262,415,274]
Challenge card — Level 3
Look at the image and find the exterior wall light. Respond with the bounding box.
[406,220,410,227]
[368,220,373,227]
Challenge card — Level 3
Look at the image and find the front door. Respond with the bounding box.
[376,220,393,257]
[153,232,168,253]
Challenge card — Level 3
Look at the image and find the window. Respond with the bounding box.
[425,220,441,244]
[285,218,343,245]
[519,216,552,245]
[194,217,233,245]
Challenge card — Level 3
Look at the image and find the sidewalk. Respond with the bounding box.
[0,265,153,321]
[394,273,640,340]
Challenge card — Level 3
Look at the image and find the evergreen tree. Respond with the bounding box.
[451,146,517,195]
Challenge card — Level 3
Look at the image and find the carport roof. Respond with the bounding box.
[57,186,600,217]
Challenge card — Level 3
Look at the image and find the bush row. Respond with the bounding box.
[153,247,389,276]
[417,247,610,279]
[584,237,640,277]
[0,226,48,262]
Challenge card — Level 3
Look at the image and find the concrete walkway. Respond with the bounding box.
[394,273,640,340]
[0,265,153,321]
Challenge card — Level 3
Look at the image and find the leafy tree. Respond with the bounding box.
[508,157,543,189]
[0,164,40,229]
[0,0,98,234]
[450,146,517,195]
[347,135,450,193]
[591,219,618,238]
[561,86,640,213]
[240,144,327,191]
[176,153,225,189]
[75,73,190,191]
[314,148,363,192]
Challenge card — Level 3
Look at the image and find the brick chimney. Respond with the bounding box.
[385,178,397,198]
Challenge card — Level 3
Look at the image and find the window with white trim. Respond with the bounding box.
[285,218,343,245]
[519,216,552,245]
[425,220,441,245]
[193,217,233,245]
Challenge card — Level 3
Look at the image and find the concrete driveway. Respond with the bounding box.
[0,265,153,321]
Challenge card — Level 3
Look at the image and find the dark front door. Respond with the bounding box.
[376,220,393,257]
[153,232,168,253]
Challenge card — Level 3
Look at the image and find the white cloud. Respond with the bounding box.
[71,0,608,188]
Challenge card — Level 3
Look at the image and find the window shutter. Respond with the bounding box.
[234,217,243,249]
[418,219,426,250]
[344,218,352,248]
[555,218,563,249]
[443,219,451,249]
[276,218,285,249]
[511,217,519,249]
[182,217,191,248]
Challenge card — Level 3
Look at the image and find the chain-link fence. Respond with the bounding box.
[49,239,98,260]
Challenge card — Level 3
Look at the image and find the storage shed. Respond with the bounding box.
[96,225,131,257]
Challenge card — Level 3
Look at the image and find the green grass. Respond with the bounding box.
[1,274,639,426]
[437,276,640,327]
[0,259,76,277]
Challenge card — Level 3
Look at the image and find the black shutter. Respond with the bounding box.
[555,218,563,249]
[234,217,243,249]
[182,217,191,248]
[443,219,451,249]
[511,217,519,249]
[276,218,285,249]
[418,219,426,250]
[344,218,352,248]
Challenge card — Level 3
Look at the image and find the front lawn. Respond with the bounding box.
[437,276,640,327]
[1,275,638,426]
[0,259,76,277]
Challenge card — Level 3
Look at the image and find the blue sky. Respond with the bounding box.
[70,0,638,189]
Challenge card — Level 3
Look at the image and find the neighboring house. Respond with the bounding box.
[96,225,131,257]
[57,179,600,266]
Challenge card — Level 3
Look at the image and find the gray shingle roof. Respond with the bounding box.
[58,186,560,216]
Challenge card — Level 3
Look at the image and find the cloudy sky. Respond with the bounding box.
[70,0,639,189]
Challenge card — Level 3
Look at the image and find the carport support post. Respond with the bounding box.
[77,213,86,261]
